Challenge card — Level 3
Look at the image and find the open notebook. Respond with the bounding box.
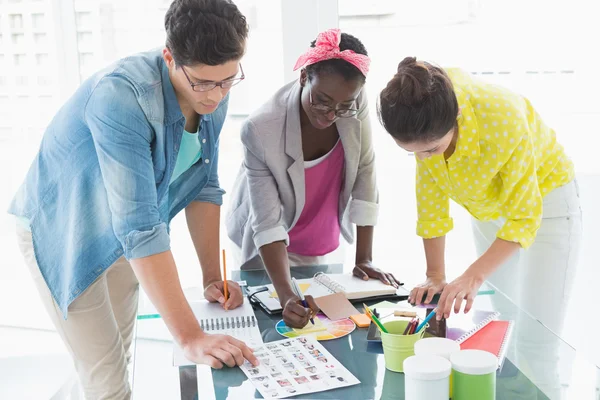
[172,299,263,366]
[248,273,410,314]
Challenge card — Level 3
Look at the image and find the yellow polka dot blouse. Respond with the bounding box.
[416,68,574,248]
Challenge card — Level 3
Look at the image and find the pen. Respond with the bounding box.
[222,249,228,306]
[415,308,437,333]
[292,277,314,325]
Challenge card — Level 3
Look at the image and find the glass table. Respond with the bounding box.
[132,265,599,399]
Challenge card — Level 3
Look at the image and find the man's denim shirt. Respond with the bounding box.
[8,49,227,317]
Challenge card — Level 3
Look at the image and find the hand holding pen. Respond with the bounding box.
[292,277,315,325]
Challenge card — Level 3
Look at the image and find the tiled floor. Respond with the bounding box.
[0,328,79,399]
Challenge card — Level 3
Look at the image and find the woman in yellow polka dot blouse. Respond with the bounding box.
[378,57,582,334]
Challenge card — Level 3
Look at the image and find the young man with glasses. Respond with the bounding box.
[9,0,257,398]
[226,29,402,328]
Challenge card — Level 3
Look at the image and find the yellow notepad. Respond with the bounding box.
[292,317,327,334]
[270,283,311,298]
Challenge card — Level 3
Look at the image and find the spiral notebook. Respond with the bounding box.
[447,310,500,343]
[460,320,514,368]
[172,299,263,366]
[248,273,410,314]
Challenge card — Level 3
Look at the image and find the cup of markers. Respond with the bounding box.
[364,305,434,373]
[381,319,427,372]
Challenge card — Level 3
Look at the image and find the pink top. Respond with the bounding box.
[287,140,345,256]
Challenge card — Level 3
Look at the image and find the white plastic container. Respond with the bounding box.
[414,337,460,360]
[403,354,451,400]
[414,337,461,396]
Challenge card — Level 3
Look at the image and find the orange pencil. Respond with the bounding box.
[222,249,228,303]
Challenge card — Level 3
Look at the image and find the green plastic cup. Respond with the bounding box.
[380,320,426,373]
[451,349,497,400]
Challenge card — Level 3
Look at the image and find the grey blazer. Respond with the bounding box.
[226,80,379,268]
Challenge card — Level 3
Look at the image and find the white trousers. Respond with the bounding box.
[17,225,139,400]
[472,179,583,399]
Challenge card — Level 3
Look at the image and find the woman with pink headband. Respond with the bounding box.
[227,29,401,328]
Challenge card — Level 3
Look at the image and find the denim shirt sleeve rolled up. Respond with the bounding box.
[85,77,171,260]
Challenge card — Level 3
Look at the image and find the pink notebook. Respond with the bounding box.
[460,320,514,367]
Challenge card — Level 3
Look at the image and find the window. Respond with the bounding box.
[76,12,92,30]
[9,14,24,30]
[31,13,45,30]
[33,33,47,47]
[37,75,51,86]
[13,53,26,66]
[78,52,94,80]
[16,75,27,87]
[76,32,93,49]
[11,33,25,46]
[78,52,93,68]
[0,127,12,143]
[35,52,48,67]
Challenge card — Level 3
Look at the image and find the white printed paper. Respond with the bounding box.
[239,337,359,399]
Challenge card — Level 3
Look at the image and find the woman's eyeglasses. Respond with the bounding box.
[309,88,359,118]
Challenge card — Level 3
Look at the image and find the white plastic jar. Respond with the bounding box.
[414,337,461,360]
[414,337,461,396]
[403,354,451,400]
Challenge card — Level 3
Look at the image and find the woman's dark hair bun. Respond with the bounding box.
[378,57,459,143]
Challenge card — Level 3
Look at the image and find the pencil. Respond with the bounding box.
[363,303,388,334]
[402,319,414,335]
[366,311,385,333]
[410,318,419,334]
[222,249,228,303]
